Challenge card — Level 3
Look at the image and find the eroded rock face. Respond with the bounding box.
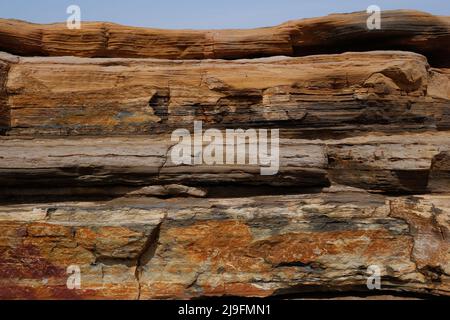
[1,51,449,136]
[0,191,448,299]
[0,10,449,66]
[0,10,449,300]
[0,132,449,198]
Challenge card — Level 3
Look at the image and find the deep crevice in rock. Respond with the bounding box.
[134,221,164,300]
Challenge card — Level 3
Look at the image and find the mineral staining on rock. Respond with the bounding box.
[0,10,449,299]
[0,51,448,136]
[0,191,449,299]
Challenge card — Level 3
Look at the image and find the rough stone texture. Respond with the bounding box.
[0,132,450,198]
[0,56,10,133]
[1,51,449,136]
[0,10,449,66]
[0,11,449,300]
[0,190,448,299]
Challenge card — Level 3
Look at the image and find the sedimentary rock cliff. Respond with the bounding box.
[0,10,449,299]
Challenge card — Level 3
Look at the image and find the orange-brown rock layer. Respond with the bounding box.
[0,191,448,299]
[0,51,449,136]
[0,11,449,67]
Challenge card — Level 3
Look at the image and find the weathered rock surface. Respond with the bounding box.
[0,132,450,198]
[0,190,448,299]
[0,11,449,300]
[0,51,449,136]
[0,10,449,66]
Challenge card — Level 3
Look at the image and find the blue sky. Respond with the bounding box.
[0,0,449,29]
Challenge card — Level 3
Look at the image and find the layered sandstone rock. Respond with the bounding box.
[0,10,449,66]
[0,190,449,299]
[0,51,449,136]
[0,10,449,300]
[0,132,450,199]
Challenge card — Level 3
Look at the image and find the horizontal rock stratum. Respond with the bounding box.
[1,190,449,299]
[0,51,449,136]
[0,132,449,196]
[0,10,449,300]
[0,10,449,66]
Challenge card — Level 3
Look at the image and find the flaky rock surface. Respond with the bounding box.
[0,10,449,300]
[0,51,448,136]
[1,191,449,299]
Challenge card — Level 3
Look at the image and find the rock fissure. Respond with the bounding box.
[134,219,165,300]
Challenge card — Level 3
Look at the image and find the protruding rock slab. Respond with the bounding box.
[1,132,449,198]
[0,11,449,66]
[1,51,449,136]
